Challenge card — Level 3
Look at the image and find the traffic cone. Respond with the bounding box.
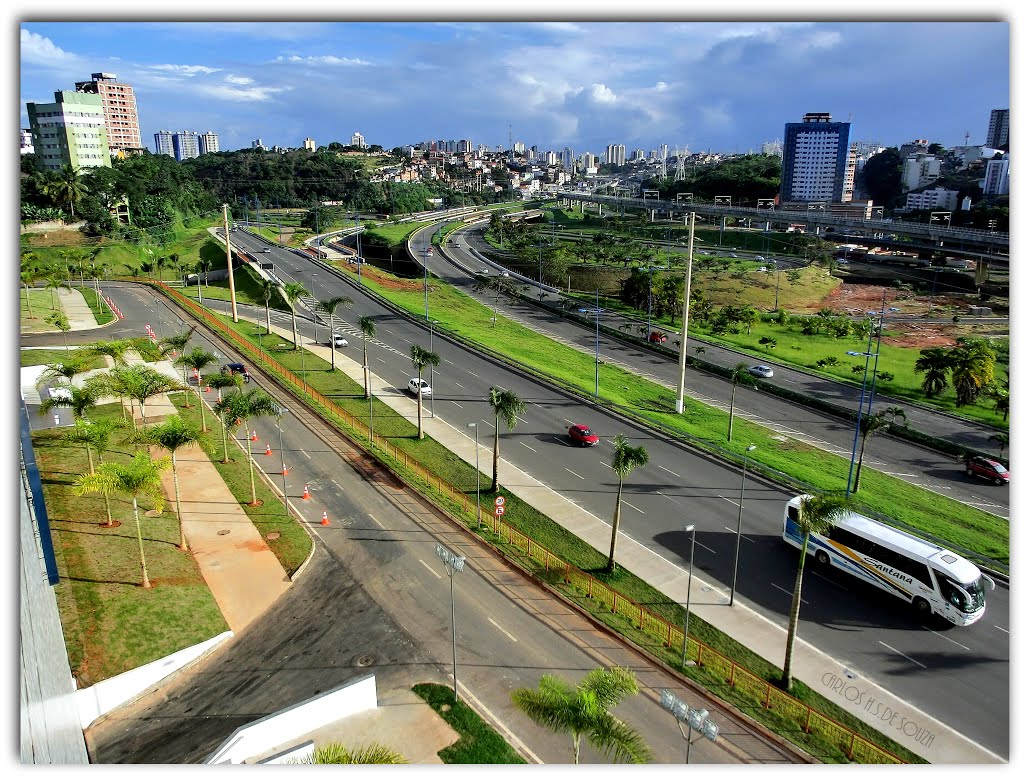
[321,510,330,526]
[302,484,311,500]
[204,385,211,392]
[251,429,259,442]
[235,418,242,426]
[282,463,289,476]
[265,443,272,456]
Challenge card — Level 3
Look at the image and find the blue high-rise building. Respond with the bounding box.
[780,112,853,203]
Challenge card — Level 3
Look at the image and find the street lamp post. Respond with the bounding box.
[594,288,600,398]
[310,273,319,342]
[428,319,438,418]
[469,422,481,529]
[424,245,433,321]
[274,406,290,515]
[682,524,696,664]
[729,445,756,606]
[435,542,466,703]
[845,349,876,497]
[659,689,719,765]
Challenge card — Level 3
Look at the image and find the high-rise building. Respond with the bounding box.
[351,131,366,148]
[172,131,200,160]
[986,109,1008,149]
[304,137,316,152]
[982,156,1009,196]
[154,131,174,156]
[632,148,646,161]
[605,143,626,166]
[74,72,141,156]
[780,112,853,203]
[27,90,110,172]
[198,131,219,155]
[561,146,575,171]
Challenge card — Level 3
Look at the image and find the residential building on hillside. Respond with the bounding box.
[27,90,110,172]
[902,152,942,191]
[987,109,1009,149]
[351,131,365,148]
[780,112,853,203]
[982,156,1009,197]
[198,131,219,155]
[605,143,626,166]
[173,131,200,160]
[74,72,141,155]
[303,137,316,152]
[904,187,959,211]
[154,130,174,156]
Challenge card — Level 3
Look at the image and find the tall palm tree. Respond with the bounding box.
[487,386,525,492]
[174,346,218,427]
[473,276,518,327]
[510,667,651,764]
[781,493,848,692]
[605,435,649,573]
[852,411,891,493]
[43,163,86,220]
[62,418,124,527]
[947,338,996,408]
[128,416,202,551]
[47,311,72,351]
[914,347,951,398]
[44,274,63,308]
[214,388,277,504]
[159,325,197,385]
[74,452,171,588]
[409,344,440,440]
[105,364,185,427]
[206,373,245,462]
[21,269,40,318]
[319,294,353,370]
[727,362,754,442]
[296,743,407,764]
[87,339,134,367]
[281,281,309,349]
[254,276,278,335]
[40,354,93,386]
[359,315,377,398]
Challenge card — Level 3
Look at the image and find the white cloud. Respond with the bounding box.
[149,64,220,76]
[588,84,617,105]
[225,74,253,85]
[194,83,288,103]
[272,55,371,66]
[20,29,76,65]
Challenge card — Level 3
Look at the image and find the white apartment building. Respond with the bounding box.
[902,153,942,191]
[605,143,626,166]
[982,157,1009,196]
[904,187,959,211]
[351,132,366,148]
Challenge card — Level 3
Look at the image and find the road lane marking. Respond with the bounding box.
[451,401,464,408]
[923,627,970,650]
[367,513,384,528]
[520,441,537,452]
[878,641,927,669]
[466,370,481,379]
[993,624,1009,634]
[658,465,681,478]
[718,495,739,507]
[301,450,311,459]
[419,559,442,579]
[453,381,464,389]
[772,583,807,603]
[622,500,644,514]
[601,461,612,469]
[487,617,519,642]
[565,468,585,480]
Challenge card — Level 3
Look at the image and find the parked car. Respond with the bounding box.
[567,423,600,447]
[748,364,774,379]
[407,377,432,397]
[965,456,1009,485]
[330,333,349,347]
[648,331,668,344]
[220,363,251,383]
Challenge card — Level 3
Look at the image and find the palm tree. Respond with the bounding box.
[174,346,218,429]
[409,344,440,440]
[40,354,93,386]
[105,364,185,427]
[206,373,245,462]
[487,386,525,492]
[21,269,39,318]
[358,315,377,398]
[62,418,124,527]
[987,378,1009,422]
[255,276,278,335]
[43,163,86,220]
[74,452,171,588]
[319,294,353,370]
[128,416,202,551]
[510,667,651,764]
[281,281,309,349]
[781,493,848,692]
[727,362,754,442]
[852,411,891,493]
[87,338,134,367]
[47,311,72,351]
[914,347,951,398]
[39,383,99,421]
[296,743,407,764]
[214,388,277,504]
[606,435,649,573]
[474,275,518,327]
[159,325,197,385]
[882,405,908,428]
[947,338,996,408]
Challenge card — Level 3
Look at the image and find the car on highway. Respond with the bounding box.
[567,423,600,447]
[748,364,774,379]
[965,456,1009,485]
[648,331,668,344]
[261,248,272,253]
[220,363,251,383]
[407,377,432,397]
[330,333,349,347]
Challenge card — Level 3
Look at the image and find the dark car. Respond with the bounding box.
[965,456,1009,485]
[567,424,600,447]
[220,363,251,383]
[648,331,668,344]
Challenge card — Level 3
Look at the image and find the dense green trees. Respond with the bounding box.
[860,148,903,210]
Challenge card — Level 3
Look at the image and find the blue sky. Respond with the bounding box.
[17,12,1011,157]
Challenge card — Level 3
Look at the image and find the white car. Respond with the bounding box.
[748,365,774,379]
[408,377,432,397]
[331,334,349,347]
[48,385,73,402]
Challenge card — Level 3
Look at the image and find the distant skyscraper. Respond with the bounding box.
[761,139,782,157]
[173,131,200,161]
[351,131,366,148]
[986,109,1008,148]
[780,112,853,203]
[198,131,219,155]
[561,146,575,171]
[75,72,141,155]
[27,90,110,172]
[632,148,646,161]
[605,143,626,166]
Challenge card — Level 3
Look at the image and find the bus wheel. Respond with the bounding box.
[815,550,830,566]
[913,597,931,616]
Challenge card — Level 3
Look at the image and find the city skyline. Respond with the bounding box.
[19,19,1009,159]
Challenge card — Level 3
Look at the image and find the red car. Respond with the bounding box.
[649,331,668,344]
[567,424,600,447]
[965,456,1009,485]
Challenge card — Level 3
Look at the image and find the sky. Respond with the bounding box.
[16,7,1011,158]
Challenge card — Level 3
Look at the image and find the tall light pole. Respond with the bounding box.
[310,273,319,343]
[594,288,600,398]
[469,422,481,529]
[674,211,695,413]
[682,524,696,664]
[428,319,438,418]
[367,370,374,445]
[660,690,719,765]
[424,245,433,321]
[729,445,756,606]
[274,405,290,515]
[435,542,466,703]
[845,349,876,497]
[223,204,238,323]
[854,295,887,492]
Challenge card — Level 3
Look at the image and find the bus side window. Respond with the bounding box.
[788,505,800,521]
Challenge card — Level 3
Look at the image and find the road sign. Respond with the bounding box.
[494,506,505,516]
[435,542,465,573]
[494,496,506,507]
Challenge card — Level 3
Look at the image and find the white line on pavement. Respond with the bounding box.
[565,468,585,480]
[923,628,971,651]
[520,442,537,452]
[771,583,807,603]
[878,641,927,669]
[451,401,464,408]
[487,617,519,642]
[658,465,681,478]
[418,559,442,580]
[367,513,384,528]
[622,500,645,514]
[301,450,311,459]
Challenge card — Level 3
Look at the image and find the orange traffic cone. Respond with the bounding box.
[251,429,259,442]
[302,484,311,500]
[265,443,272,456]
[204,385,211,392]
[282,463,289,476]
[235,418,242,426]
[321,510,330,526]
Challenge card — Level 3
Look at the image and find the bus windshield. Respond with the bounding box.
[935,571,986,613]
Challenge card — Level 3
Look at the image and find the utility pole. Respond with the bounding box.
[223,204,238,322]
[674,212,695,413]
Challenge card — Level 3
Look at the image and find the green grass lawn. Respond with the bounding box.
[412,684,526,764]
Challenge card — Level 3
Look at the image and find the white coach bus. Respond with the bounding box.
[782,495,994,626]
